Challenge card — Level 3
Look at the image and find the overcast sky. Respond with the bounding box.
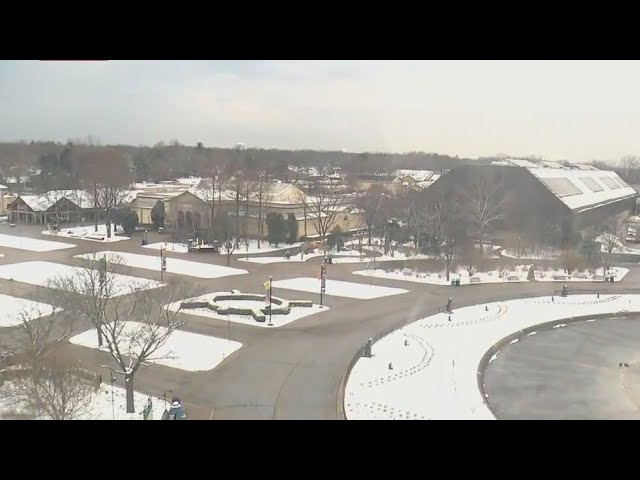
[1,60,640,162]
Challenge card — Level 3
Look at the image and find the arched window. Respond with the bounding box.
[185,211,193,231]
[177,211,185,229]
[194,212,201,230]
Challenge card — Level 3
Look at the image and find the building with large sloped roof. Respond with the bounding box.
[426,159,638,247]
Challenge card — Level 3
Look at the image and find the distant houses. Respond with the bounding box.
[6,178,365,241]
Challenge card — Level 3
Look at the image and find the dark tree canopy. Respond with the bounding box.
[266,212,287,247]
[286,213,298,244]
[151,201,165,229]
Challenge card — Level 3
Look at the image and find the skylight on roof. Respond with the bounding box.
[579,177,604,193]
[600,177,621,190]
[540,177,582,197]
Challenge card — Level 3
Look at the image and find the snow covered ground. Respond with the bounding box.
[0,261,162,296]
[70,322,242,372]
[0,294,60,328]
[0,233,76,252]
[345,294,640,420]
[237,251,325,264]
[171,292,329,328]
[473,244,502,259]
[0,381,170,420]
[331,247,434,264]
[231,240,303,255]
[142,242,189,254]
[75,251,248,279]
[597,237,640,256]
[42,223,130,243]
[353,265,629,285]
[501,247,560,260]
[353,267,530,285]
[534,266,629,282]
[272,277,408,299]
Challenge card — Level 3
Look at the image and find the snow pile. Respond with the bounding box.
[353,266,530,285]
[170,292,329,328]
[70,322,242,372]
[0,233,76,252]
[43,223,129,243]
[0,261,162,296]
[0,294,60,328]
[75,251,248,279]
[345,294,640,420]
[0,381,169,420]
[272,277,408,299]
[142,242,189,254]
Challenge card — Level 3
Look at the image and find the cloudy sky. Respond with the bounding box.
[1,60,640,162]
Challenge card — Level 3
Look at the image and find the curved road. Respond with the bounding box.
[1,224,639,419]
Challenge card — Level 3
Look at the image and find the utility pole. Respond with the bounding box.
[268,276,273,326]
[303,199,307,239]
[320,261,326,306]
[110,373,116,420]
[160,247,166,282]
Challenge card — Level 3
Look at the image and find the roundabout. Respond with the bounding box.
[344,293,640,420]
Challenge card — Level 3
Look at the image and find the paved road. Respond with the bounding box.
[483,315,640,419]
[1,223,639,419]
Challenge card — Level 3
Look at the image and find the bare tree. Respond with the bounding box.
[197,176,219,243]
[619,155,640,184]
[0,297,93,420]
[256,171,268,248]
[6,360,96,420]
[400,190,429,252]
[55,274,188,413]
[48,253,128,348]
[97,283,187,413]
[355,185,385,246]
[222,234,238,266]
[464,177,507,255]
[301,182,346,241]
[428,194,465,281]
[78,147,131,238]
[598,221,626,271]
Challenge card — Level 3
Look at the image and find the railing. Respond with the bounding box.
[339,289,627,419]
[339,311,433,420]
